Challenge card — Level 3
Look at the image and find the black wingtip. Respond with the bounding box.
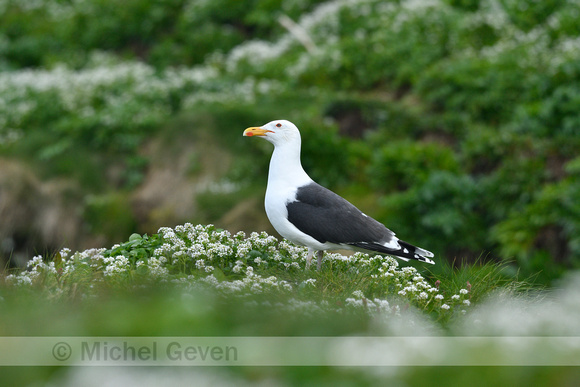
[349,240,435,264]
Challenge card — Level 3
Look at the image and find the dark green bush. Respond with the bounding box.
[367,140,460,192]
[379,171,485,258]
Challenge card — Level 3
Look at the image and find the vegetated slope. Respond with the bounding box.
[1,0,579,283]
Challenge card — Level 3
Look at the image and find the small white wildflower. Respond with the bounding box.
[59,248,71,259]
[103,255,130,276]
[14,275,33,286]
[147,257,169,279]
[435,294,444,300]
[282,282,293,291]
[441,304,450,310]
[232,260,244,273]
[460,288,469,295]
[352,290,365,298]
[345,298,364,307]
[201,274,219,286]
[451,294,460,300]
[251,283,262,293]
[27,256,44,268]
[405,285,418,292]
[463,299,471,306]
[373,298,390,309]
[418,292,428,299]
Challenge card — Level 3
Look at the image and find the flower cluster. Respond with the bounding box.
[2,224,469,319]
[0,56,282,148]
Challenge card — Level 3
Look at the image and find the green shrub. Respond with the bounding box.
[84,193,137,242]
[492,160,580,274]
[379,171,485,256]
[367,141,460,192]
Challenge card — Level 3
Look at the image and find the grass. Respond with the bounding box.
[1,224,530,335]
[1,223,578,385]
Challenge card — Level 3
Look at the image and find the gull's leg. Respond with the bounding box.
[317,250,324,271]
[305,248,315,270]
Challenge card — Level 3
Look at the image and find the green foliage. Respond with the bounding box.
[367,140,460,192]
[0,224,565,386]
[84,193,137,241]
[380,172,486,256]
[0,0,328,69]
[3,224,512,329]
[492,168,580,279]
[1,0,580,284]
[339,2,460,88]
[499,0,564,31]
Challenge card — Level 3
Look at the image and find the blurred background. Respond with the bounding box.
[1,0,579,285]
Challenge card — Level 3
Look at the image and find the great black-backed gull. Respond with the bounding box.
[243,120,435,270]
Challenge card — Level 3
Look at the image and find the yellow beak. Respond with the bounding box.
[243,127,274,137]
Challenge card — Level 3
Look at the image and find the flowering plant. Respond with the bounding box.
[4,224,470,322]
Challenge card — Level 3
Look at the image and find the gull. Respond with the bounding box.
[244,120,434,270]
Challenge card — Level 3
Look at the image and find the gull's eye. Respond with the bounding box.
[276,123,282,128]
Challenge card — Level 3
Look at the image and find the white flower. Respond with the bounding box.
[441,304,450,310]
[346,298,364,307]
[232,261,244,274]
[451,294,460,300]
[303,278,317,286]
[463,300,471,306]
[59,248,71,259]
[27,255,44,268]
[373,298,390,309]
[103,255,130,276]
[435,294,444,300]
[147,257,169,279]
[460,289,469,295]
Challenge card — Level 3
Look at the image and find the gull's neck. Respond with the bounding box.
[267,140,312,190]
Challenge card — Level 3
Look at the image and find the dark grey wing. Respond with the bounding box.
[286,182,394,245]
[286,182,435,264]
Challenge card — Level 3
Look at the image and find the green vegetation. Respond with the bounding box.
[1,0,580,384]
[3,224,476,329]
[1,225,577,385]
[2,0,579,282]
